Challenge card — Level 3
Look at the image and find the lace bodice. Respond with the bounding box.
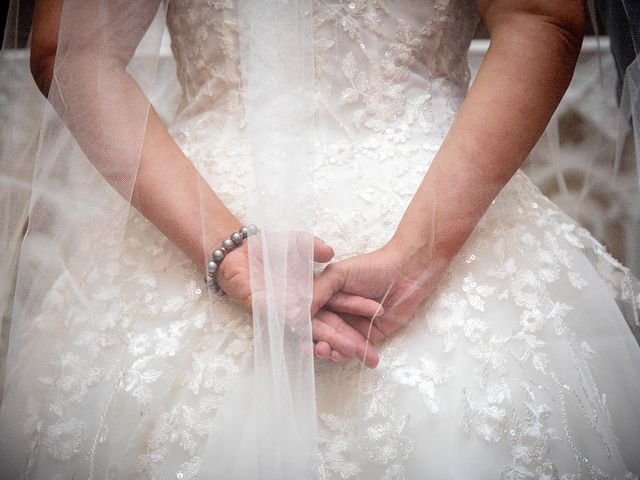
[166,0,480,137]
[166,0,481,254]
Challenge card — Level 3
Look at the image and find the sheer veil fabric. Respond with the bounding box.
[1,0,640,479]
[199,0,318,477]
[0,0,319,477]
[0,0,177,476]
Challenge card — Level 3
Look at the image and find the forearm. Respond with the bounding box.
[60,65,239,267]
[134,107,241,266]
[32,0,240,268]
[391,4,584,267]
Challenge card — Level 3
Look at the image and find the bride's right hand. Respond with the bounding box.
[217,236,371,308]
[311,242,452,368]
[214,241,252,309]
[216,236,385,361]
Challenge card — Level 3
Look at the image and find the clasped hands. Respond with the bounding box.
[217,236,448,368]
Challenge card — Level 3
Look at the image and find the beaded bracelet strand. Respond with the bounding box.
[204,224,258,293]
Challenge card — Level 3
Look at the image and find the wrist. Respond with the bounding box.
[204,219,243,253]
[193,217,242,266]
[381,233,453,298]
[386,228,453,267]
[204,224,258,293]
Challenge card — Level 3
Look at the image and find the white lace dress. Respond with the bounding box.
[2,0,640,478]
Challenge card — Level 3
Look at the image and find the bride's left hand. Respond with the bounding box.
[216,236,386,363]
[311,243,451,367]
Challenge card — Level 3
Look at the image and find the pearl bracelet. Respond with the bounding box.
[204,224,258,294]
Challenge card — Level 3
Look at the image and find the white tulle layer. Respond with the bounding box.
[314,171,640,479]
[1,121,639,479]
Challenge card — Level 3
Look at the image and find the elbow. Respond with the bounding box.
[30,46,129,100]
[30,49,56,97]
[485,3,585,64]
[539,12,585,62]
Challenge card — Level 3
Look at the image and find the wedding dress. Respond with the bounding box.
[1,0,640,479]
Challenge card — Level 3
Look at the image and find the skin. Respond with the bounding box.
[30,0,584,369]
[312,0,585,362]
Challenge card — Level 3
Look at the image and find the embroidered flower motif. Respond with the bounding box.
[124,356,163,405]
[43,418,86,461]
[462,273,496,311]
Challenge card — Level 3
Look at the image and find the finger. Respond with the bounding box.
[315,343,352,363]
[240,290,254,312]
[330,349,349,362]
[314,341,332,359]
[311,264,345,316]
[342,314,387,345]
[313,237,334,263]
[319,311,380,368]
[312,317,357,358]
[325,291,384,318]
[313,310,379,368]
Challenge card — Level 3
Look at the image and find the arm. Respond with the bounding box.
[312,0,585,364]
[390,0,585,267]
[30,0,380,333]
[30,0,241,268]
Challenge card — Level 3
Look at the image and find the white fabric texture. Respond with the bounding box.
[1,1,640,479]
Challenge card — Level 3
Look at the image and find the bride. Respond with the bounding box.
[1,0,639,478]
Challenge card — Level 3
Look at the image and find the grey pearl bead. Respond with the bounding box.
[222,238,235,251]
[206,261,218,274]
[246,224,258,236]
[212,249,225,262]
[231,232,243,245]
[240,227,248,238]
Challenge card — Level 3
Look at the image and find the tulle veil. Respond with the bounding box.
[0,1,639,478]
[0,0,319,476]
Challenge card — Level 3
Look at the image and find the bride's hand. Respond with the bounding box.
[216,237,385,352]
[311,242,451,366]
[217,236,337,309]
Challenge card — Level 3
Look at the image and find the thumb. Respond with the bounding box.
[311,263,345,317]
[313,236,334,263]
